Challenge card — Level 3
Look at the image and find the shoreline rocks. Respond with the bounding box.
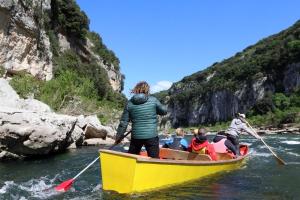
[256,127,300,135]
[0,78,117,161]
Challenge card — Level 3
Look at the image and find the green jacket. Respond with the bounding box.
[116,94,167,139]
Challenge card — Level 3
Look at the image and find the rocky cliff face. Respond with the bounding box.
[0,0,123,91]
[164,20,300,127]
[0,0,53,80]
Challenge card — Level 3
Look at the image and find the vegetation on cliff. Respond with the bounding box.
[87,32,120,71]
[43,0,120,71]
[9,0,126,124]
[157,20,300,128]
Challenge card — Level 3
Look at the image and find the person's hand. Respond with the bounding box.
[114,135,122,144]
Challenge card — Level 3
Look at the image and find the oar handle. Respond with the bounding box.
[72,130,132,180]
[260,137,277,155]
[109,130,132,150]
[244,120,286,165]
[73,156,99,180]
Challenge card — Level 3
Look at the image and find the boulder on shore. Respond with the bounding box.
[0,78,117,161]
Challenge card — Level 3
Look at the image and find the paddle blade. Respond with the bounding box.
[55,179,75,192]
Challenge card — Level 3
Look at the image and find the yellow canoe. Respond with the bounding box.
[99,146,249,194]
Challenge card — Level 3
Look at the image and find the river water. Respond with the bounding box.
[1,134,300,200]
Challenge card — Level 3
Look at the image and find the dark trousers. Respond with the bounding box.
[227,134,240,155]
[128,136,159,158]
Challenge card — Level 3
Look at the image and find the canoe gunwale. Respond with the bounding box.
[99,149,248,165]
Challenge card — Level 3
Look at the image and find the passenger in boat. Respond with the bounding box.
[188,128,217,160]
[226,113,261,155]
[163,128,188,151]
[212,131,238,156]
[115,81,168,158]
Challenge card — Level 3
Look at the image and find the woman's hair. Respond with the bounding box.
[131,81,150,94]
[175,128,185,137]
[198,128,206,135]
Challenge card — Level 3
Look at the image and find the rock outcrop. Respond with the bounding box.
[0,0,123,91]
[0,0,53,80]
[162,20,300,127]
[0,78,116,161]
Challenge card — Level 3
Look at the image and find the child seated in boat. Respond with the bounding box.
[188,128,217,160]
[163,128,188,151]
[212,131,238,157]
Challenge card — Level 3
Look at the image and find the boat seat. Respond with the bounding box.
[159,148,212,161]
[216,153,234,160]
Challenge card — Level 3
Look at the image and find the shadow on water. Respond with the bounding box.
[1,134,300,199]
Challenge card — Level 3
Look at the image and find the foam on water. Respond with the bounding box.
[92,183,102,192]
[123,146,129,151]
[240,142,252,146]
[258,145,267,149]
[287,152,300,157]
[281,141,300,145]
[287,162,300,165]
[251,150,272,157]
[0,175,62,199]
[0,181,15,194]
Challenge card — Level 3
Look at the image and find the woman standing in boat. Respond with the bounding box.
[226,113,261,155]
[115,81,168,158]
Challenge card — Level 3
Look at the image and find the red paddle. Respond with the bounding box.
[54,130,132,192]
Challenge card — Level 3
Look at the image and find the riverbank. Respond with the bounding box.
[164,123,300,136]
[0,78,122,161]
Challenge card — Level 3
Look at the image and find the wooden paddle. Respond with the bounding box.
[244,120,286,165]
[55,130,132,192]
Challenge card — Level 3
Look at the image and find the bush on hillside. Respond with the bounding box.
[273,93,290,110]
[38,70,98,110]
[10,71,125,124]
[87,32,120,71]
[50,0,89,40]
[10,73,41,98]
[53,50,113,100]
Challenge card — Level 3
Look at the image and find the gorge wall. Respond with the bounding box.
[160,20,300,127]
[0,0,123,92]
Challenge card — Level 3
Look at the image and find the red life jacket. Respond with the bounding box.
[212,138,228,153]
[188,138,217,161]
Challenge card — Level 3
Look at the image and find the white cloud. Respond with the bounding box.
[151,81,173,93]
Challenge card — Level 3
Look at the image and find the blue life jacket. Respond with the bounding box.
[164,136,188,151]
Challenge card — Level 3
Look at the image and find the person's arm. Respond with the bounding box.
[155,98,168,115]
[116,104,130,140]
[241,123,260,139]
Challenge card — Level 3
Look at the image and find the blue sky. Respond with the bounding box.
[76,0,300,97]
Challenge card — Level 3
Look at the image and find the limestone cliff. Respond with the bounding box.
[0,0,53,80]
[0,0,123,92]
[160,20,300,127]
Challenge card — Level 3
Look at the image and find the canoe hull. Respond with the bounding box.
[100,148,248,194]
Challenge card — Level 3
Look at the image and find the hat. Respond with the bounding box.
[238,113,246,119]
